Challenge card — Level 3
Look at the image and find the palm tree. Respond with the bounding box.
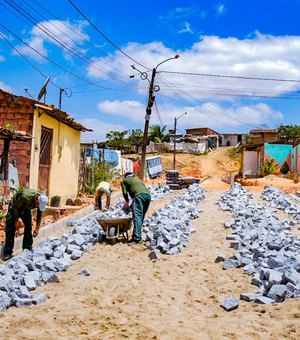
[149,124,170,143]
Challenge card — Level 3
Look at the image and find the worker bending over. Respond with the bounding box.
[3,188,48,261]
[95,181,111,210]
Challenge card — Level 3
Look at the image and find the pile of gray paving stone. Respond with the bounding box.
[148,184,172,200]
[261,185,300,222]
[0,184,173,312]
[143,184,206,260]
[0,214,102,311]
[218,182,300,309]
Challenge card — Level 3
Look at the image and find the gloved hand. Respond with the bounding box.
[33,225,40,237]
[123,201,130,212]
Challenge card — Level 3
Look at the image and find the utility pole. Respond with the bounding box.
[139,68,156,181]
[131,55,180,181]
[173,112,187,170]
[173,116,177,170]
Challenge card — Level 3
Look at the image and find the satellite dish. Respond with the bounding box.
[37,77,50,102]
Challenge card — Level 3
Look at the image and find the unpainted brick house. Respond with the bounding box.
[185,127,221,149]
[0,89,92,203]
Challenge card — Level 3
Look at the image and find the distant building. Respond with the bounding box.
[246,129,278,145]
[185,127,221,149]
[220,133,246,147]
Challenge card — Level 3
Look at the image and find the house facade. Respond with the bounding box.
[0,89,91,202]
[246,129,278,145]
[240,142,296,177]
[220,133,246,147]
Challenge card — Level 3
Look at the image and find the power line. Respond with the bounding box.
[4,0,129,83]
[21,0,130,78]
[67,0,150,71]
[157,74,258,131]
[160,70,300,83]
[0,30,60,90]
[0,24,114,91]
[31,0,127,69]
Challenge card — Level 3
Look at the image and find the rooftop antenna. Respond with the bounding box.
[58,88,72,110]
[24,88,34,99]
[37,76,50,103]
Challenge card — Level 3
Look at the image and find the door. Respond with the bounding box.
[38,127,53,194]
[244,151,259,176]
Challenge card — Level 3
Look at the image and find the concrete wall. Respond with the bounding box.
[243,150,259,176]
[30,109,81,202]
[292,145,300,173]
[264,143,293,172]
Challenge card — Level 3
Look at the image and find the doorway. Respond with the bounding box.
[38,126,53,194]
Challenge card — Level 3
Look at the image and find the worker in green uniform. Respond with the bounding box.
[121,171,151,245]
[3,188,48,261]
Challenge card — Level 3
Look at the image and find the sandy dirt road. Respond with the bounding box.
[0,187,299,340]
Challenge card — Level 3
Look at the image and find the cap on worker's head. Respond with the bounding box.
[38,194,48,212]
[124,171,134,178]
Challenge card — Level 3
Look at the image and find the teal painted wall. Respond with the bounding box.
[264,143,293,166]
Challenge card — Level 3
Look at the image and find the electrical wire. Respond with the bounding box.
[4,0,129,83]
[160,70,300,83]
[157,74,258,131]
[67,0,151,71]
[30,0,128,71]
[20,0,131,80]
[0,23,113,90]
[0,30,60,89]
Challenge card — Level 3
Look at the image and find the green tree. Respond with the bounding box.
[106,130,128,151]
[149,124,169,143]
[127,129,143,153]
[278,124,300,141]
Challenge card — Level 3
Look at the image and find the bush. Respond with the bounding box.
[228,147,241,161]
[259,158,278,177]
[84,163,119,194]
[280,161,290,174]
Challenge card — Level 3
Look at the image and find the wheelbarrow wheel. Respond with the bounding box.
[108,227,117,245]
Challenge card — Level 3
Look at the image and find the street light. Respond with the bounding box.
[131,54,180,181]
[173,112,187,170]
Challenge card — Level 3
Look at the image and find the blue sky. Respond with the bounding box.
[1,0,300,142]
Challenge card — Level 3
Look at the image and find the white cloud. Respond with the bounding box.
[14,36,48,61]
[0,81,14,92]
[14,20,89,61]
[86,32,300,103]
[77,118,128,142]
[97,100,146,123]
[178,22,193,34]
[95,99,283,132]
[216,3,226,16]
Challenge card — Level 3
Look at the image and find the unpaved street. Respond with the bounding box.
[0,188,299,339]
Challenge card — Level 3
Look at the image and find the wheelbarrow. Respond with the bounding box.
[97,217,133,244]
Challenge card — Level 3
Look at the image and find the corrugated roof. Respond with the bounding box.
[33,103,93,132]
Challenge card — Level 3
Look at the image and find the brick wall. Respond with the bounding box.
[0,91,33,187]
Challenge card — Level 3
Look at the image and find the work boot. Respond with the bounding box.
[3,253,13,261]
[127,238,143,246]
